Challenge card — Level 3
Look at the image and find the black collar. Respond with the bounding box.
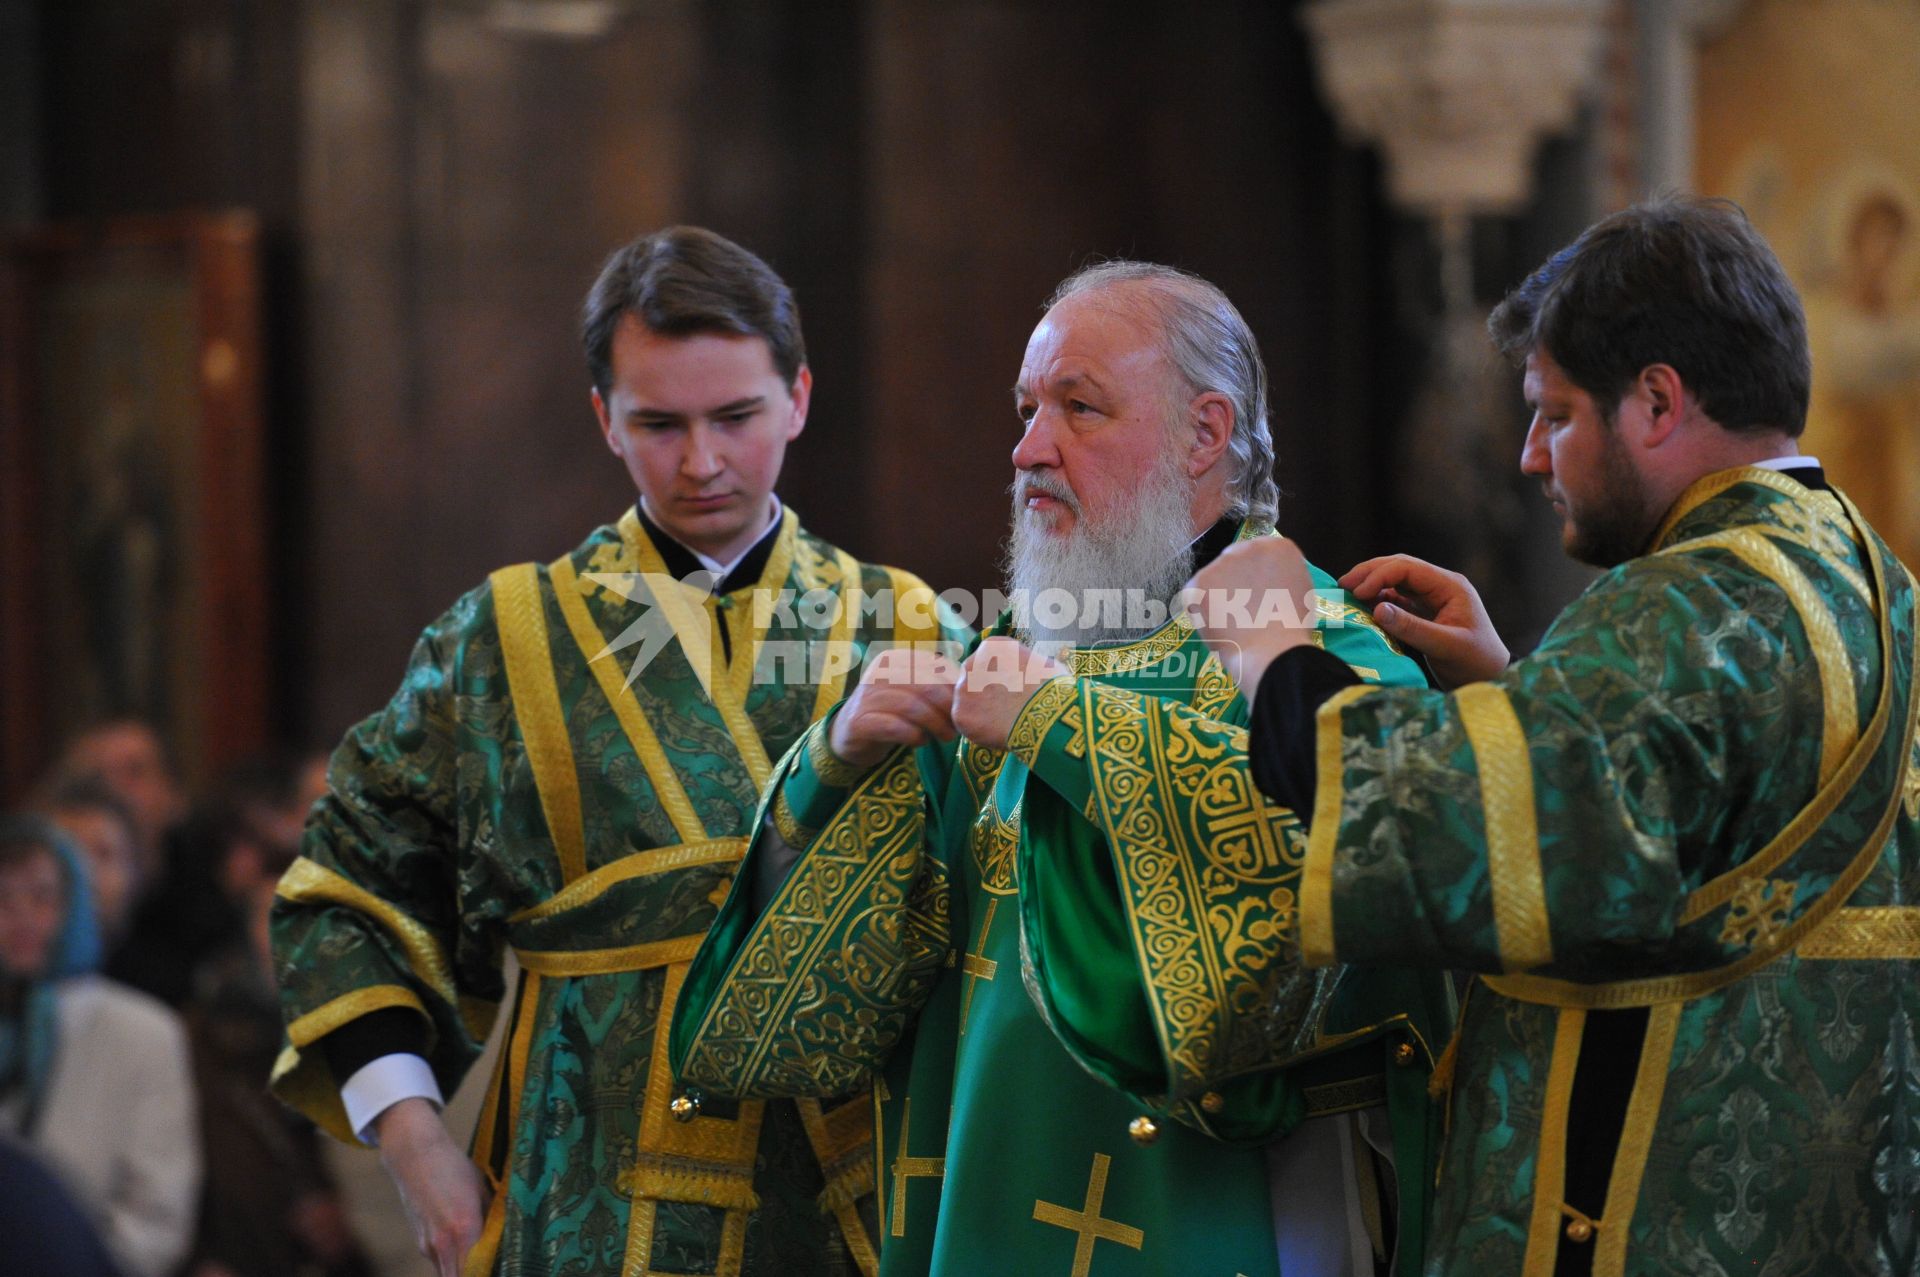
[1774,464,1829,493]
[1189,516,1242,573]
[632,502,783,594]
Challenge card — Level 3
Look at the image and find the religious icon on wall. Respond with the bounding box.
[1695,0,1920,568]
[0,213,270,799]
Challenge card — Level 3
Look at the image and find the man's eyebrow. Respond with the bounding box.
[630,395,765,420]
[1012,372,1104,399]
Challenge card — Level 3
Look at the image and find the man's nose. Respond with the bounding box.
[1518,414,1550,477]
[683,423,724,479]
[1011,411,1061,472]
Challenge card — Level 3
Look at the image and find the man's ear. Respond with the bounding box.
[1188,391,1235,477]
[1636,364,1686,447]
[592,386,621,456]
[785,366,813,440]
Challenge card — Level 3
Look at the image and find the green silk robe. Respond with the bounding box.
[1298,468,1920,1275]
[270,506,954,1277]
[672,521,1454,1277]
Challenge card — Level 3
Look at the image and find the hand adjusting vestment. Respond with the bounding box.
[1295,469,1920,1276]
[673,519,1454,1277]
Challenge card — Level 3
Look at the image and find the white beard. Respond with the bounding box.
[1004,443,1197,649]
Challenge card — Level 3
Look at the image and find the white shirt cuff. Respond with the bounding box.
[341,1052,445,1146]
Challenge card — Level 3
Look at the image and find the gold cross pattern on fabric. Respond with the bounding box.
[1719,877,1797,949]
[1905,741,1920,821]
[1032,1153,1145,1277]
[889,1098,946,1239]
[959,899,1000,1034]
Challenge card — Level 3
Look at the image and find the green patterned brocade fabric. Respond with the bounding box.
[270,508,943,1276]
[673,525,1453,1277]
[1307,470,1920,1275]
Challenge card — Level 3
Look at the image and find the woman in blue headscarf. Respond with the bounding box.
[0,815,200,1276]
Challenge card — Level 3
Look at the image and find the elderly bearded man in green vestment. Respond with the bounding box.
[1196,197,1920,1277]
[671,262,1454,1276]
[268,227,963,1277]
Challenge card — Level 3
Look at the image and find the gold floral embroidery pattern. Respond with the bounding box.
[970,795,1021,897]
[1069,617,1197,676]
[956,738,1007,810]
[1081,680,1324,1097]
[1189,651,1239,721]
[1008,677,1077,764]
[677,754,950,1098]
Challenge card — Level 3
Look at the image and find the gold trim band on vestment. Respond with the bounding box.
[1456,683,1554,973]
[807,548,863,723]
[770,790,815,848]
[507,840,747,924]
[618,506,783,789]
[1522,1009,1586,1277]
[491,562,589,884]
[798,1095,880,1277]
[808,722,875,789]
[883,566,943,651]
[625,960,764,1277]
[1300,684,1384,966]
[1665,528,1857,788]
[284,985,427,1054]
[513,932,706,977]
[1647,464,1830,550]
[1592,1003,1682,1277]
[1665,488,1891,917]
[1795,905,1920,959]
[276,857,460,1006]
[1007,675,1077,764]
[548,554,709,845]
[1485,495,1916,1010]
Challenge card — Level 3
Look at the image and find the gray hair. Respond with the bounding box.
[1047,261,1279,525]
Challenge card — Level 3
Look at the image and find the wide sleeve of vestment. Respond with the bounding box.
[670,605,978,1100]
[268,582,509,1143]
[1300,526,1913,998]
[1010,583,1452,1145]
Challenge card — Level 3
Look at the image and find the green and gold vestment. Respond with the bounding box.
[672,521,1453,1277]
[270,507,950,1277]
[1299,469,1920,1275]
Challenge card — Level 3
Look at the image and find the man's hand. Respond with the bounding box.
[373,1097,487,1277]
[1185,537,1318,699]
[1340,554,1509,688]
[828,646,962,769]
[950,636,1070,750]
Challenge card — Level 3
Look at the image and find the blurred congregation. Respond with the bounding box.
[1,724,370,1277]
[2,0,1917,1275]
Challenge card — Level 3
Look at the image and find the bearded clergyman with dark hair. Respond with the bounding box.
[1196,195,1920,1275]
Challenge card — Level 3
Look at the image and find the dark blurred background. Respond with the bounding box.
[0,0,1610,771]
